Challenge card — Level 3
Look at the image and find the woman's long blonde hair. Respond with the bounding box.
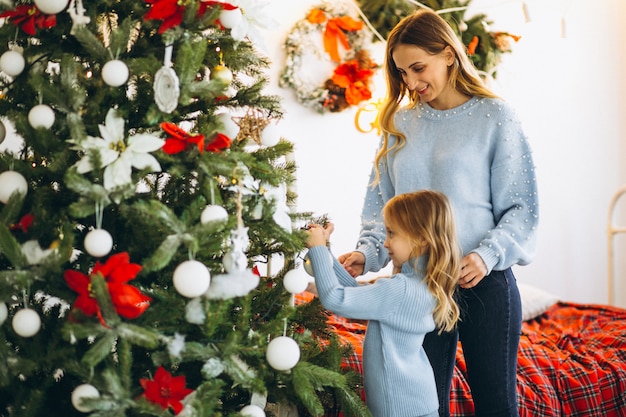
[383,190,461,332]
[374,9,498,184]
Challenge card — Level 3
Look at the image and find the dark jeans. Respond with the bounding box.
[423,268,522,417]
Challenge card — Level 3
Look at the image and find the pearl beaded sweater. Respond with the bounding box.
[357,96,539,275]
[307,246,439,417]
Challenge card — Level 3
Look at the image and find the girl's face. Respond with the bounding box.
[383,220,426,269]
[392,43,455,110]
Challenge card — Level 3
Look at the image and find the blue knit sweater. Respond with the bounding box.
[357,97,539,274]
[308,246,438,417]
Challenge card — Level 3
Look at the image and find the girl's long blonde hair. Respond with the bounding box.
[383,190,461,333]
[374,9,498,185]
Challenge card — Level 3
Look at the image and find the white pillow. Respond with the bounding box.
[517,282,560,321]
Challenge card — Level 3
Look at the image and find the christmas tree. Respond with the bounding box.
[0,1,369,416]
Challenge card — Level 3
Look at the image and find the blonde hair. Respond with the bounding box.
[383,190,461,333]
[374,9,498,184]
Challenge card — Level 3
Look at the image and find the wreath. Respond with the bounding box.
[279,2,378,113]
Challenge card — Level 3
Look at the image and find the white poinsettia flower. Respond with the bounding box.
[21,240,55,265]
[229,0,276,49]
[72,108,164,190]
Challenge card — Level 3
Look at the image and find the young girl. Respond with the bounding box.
[306,190,461,417]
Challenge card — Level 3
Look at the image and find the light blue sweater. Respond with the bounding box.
[357,97,539,274]
[308,246,439,417]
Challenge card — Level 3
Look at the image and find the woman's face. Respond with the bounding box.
[392,43,455,110]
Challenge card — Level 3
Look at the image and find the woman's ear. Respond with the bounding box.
[444,45,455,67]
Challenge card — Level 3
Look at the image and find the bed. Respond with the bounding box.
[295,281,626,417]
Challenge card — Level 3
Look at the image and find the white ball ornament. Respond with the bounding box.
[216,112,240,139]
[0,302,8,326]
[0,170,28,204]
[28,104,55,129]
[102,59,129,87]
[34,0,70,14]
[219,8,243,29]
[0,119,6,144]
[200,204,229,224]
[283,269,309,294]
[260,122,281,147]
[266,336,300,371]
[12,308,41,338]
[84,229,113,258]
[0,50,25,77]
[240,404,266,417]
[173,260,211,298]
[71,383,100,413]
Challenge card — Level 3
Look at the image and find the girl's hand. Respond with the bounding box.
[305,223,334,248]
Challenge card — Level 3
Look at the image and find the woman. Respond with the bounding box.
[306,190,461,417]
[338,9,539,417]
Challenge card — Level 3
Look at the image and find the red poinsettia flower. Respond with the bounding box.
[205,132,232,153]
[10,213,34,233]
[161,122,205,154]
[331,60,374,105]
[0,5,56,36]
[140,366,193,415]
[144,0,218,34]
[64,252,151,324]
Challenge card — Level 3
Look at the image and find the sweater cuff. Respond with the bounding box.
[472,247,499,274]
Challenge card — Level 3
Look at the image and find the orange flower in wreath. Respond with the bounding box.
[331,59,374,105]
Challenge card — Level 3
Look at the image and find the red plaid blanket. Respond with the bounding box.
[296,293,626,417]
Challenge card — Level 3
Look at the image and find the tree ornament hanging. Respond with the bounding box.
[28,104,55,129]
[219,7,243,30]
[0,119,6,144]
[0,302,7,326]
[34,0,70,15]
[282,269,309,295]
[266,336,301,371]
[12,308,41,338]
[0,50,25,77]
[101,59,129,87]
[240,404,266,417]
[210,64,233,85]
[173,260,211,298]
[71,383,100,413]
[216,111,240,140]
[153,45,180,113]
[0,170,28,204]
[200,204,229,224]
[260,121,281,147]
[83,228,113,258]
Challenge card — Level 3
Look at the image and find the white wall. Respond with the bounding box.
[261,0,626,307]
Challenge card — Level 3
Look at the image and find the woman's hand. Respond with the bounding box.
[459,252,488,288]
[338,251,365,278]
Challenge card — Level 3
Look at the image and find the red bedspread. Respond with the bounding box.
[298,293,626,417]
